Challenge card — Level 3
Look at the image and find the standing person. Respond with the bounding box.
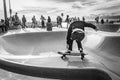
[41,20,45,28]
[22,15,27,28]
[57,16,62,28]
[56,16,59,27]
[101,18,104,24]
[82,16,85,22]
[5,18,9,31]
[106,19,109,23]
[0,19,5,32]
[0,19,8,32]
[40,15,46,28]
[32,16,36,28]
[10,16,15,28]
[46,16,52,31]
[78,17,80,21]
[11,15,15,23]
[95,16,99,24]
[65,15,70,28]
[14,12,21,26]
[74,16,77,21]
[15,12,19,22]
[66,21,98,54]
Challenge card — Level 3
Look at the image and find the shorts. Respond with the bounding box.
[71,32,85,41]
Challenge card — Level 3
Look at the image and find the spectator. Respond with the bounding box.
[46,16,52,31]
[82,16,85,22]
[95,16,99,23]
[14,12,21,26]
[56,16,62,28]
[101,18,104,24]
[32,16,37,28]
[22,15,27,28]
[65,15,70,28]
[5,18,9,30]
[56,16,59,27]
[106,19,109,23]
[74,16,77,21]
[0,19,5,32]
[40,15,46,28]
[78,17,80,21]
[15,12,19,21]
[0,19,8,32]
[12,15,15,22]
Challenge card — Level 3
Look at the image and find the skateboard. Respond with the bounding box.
[58,51,87,60]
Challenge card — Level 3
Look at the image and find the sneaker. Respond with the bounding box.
[81,52,86,56]
[65,50,71,54]
[79,48,83,53]
[80,50,83,53]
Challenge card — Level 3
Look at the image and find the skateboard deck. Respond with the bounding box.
[58,51,80,56]
[58,51,87,60]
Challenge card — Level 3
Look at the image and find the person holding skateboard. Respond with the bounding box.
[66,21,98,55]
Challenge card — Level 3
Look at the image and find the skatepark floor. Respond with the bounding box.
[0,27,120,80]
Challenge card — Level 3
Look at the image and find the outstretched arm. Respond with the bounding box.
[85,23,98,31]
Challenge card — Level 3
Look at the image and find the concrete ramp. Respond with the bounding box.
[0,30,120,80]
[0,57,112,80]
[0,31,67,55]
[96,24,120,32]
[85,31,120,57]
[97,36,120,56]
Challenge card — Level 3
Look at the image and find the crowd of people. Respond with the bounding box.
[0,12,87,32]
[95,16,115,24]
[0,12,114,33]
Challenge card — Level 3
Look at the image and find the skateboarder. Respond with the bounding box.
[66,21,98,54]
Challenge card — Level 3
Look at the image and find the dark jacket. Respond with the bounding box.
[67,21,97,40]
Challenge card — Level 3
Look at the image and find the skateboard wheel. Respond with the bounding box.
[61,55,65,59]
[64,54,66,57]
[81,57,84,60]
[61,56,64,59]
[81,54,84,60]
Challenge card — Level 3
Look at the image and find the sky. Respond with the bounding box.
[0,0,120,21]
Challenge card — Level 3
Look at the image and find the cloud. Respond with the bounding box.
[84,0,120,15]
[17,7,57,14]
[96,5,120,11]
[1,0,120,20]
[72,5,83,9]
[47,9,65,14]
[71,0,97,9]
[93,0,120,15]
[106,0,114,2]
[36,0,88,3]
[55,0,88,3]
[72,3,84,9]
[82,1,97,6]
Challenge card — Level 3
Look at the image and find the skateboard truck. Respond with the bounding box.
[61,53,69,59]
[81,53,86,60]
[61,54,66,59]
